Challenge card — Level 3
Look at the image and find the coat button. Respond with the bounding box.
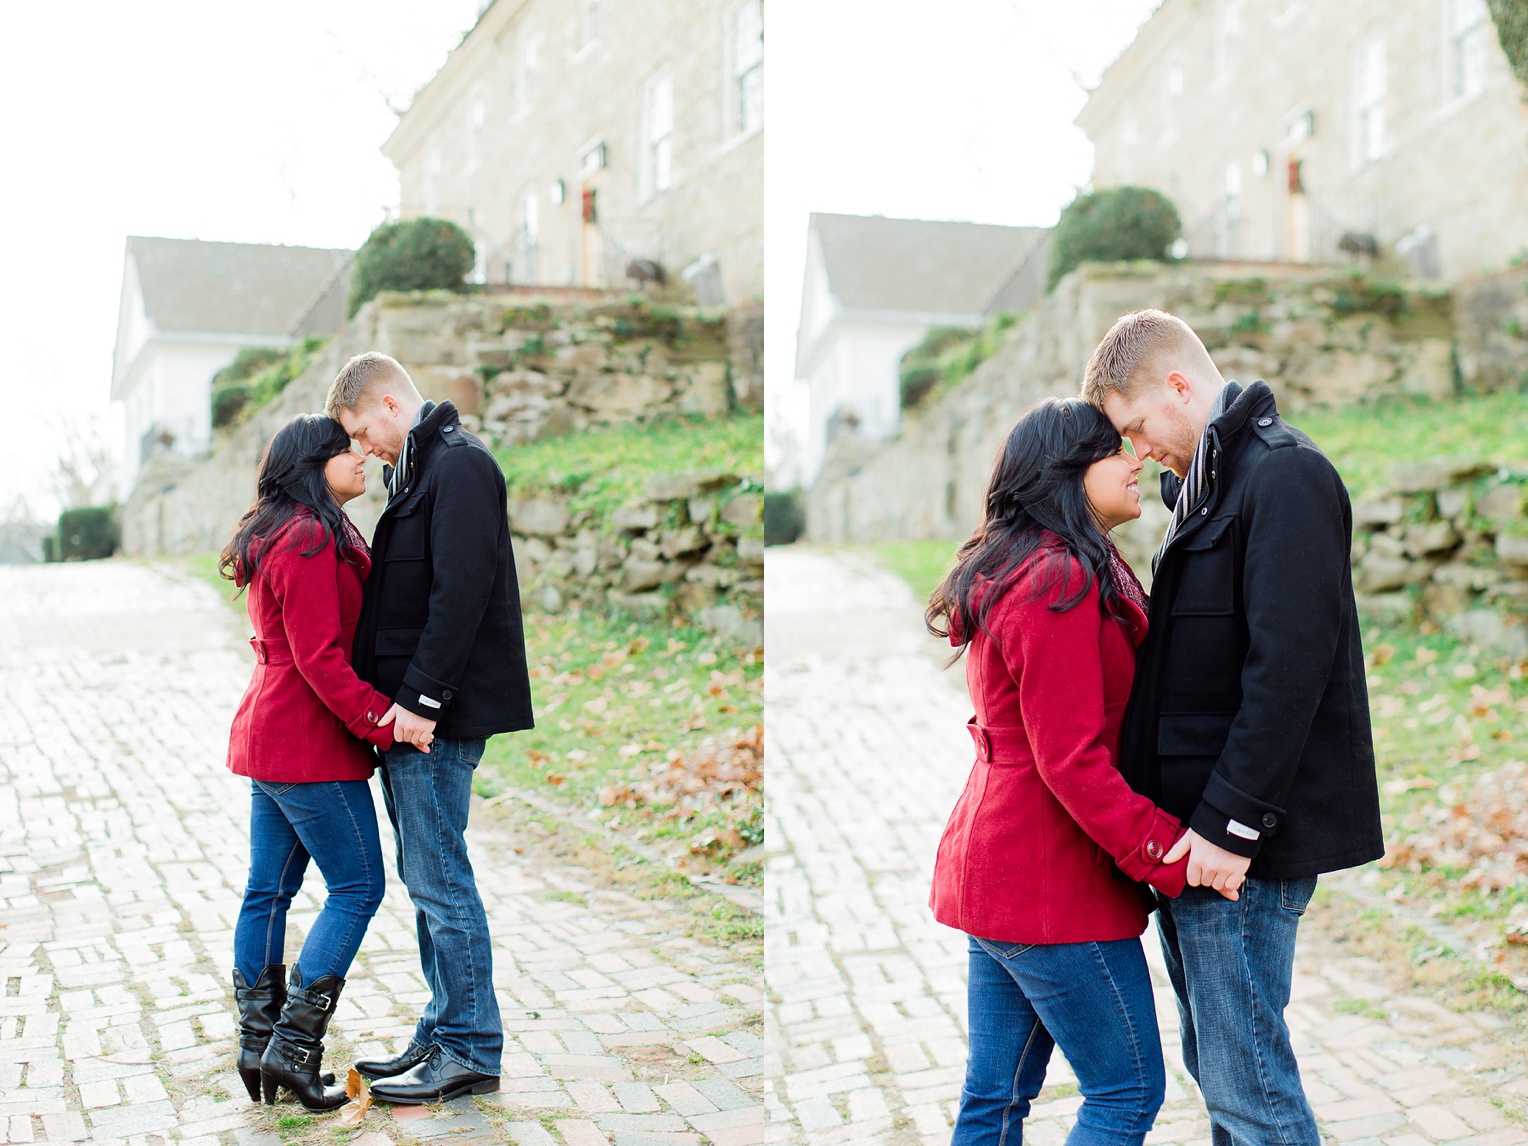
[1200,507,1208,515]
[1262,812,1278,828]
[1258,417,1274,427]
[444,425,454,433]
[1145,840,1163,859]
[366,712,375,722]
[442,689,453,700]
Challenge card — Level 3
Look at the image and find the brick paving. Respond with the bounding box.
[764,546,1528,1146]
[0,561,763,1145]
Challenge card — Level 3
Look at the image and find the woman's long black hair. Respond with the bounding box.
[927,397,1133,652]
[219,414,364,587]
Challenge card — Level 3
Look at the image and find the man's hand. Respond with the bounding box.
[1171,829,1248,901]
[386,704,437,753]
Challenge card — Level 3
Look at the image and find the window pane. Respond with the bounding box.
[734,0,763,71]
[739,66,763,135]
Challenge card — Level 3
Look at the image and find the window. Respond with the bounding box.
[424,147,442,215]
[1215,0,1242,78]
[579,0,600,49]
[1162,61,1184,140]
[520,193,540,283]
[644,73,674,196]
[517,27,542,112]
[1356,39,1386,163]
[465,88,486,173]
[1449,0,1488,99]
[728,0,763,138]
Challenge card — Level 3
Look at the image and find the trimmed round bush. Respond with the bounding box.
[764,492,805,546]
[1047,186,1182,291]
[211,384,253,428]
[348,217,476,317]
[58,506,118,561]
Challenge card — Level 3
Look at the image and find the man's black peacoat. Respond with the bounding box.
[1118,381,1383,879]
[354,400,534,739]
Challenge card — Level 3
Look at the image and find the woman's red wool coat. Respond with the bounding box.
[930,550,1189,945]
[227,515,395,783]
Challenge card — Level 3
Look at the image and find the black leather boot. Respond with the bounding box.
[258,966,349,1111]
[232,965,284,1102]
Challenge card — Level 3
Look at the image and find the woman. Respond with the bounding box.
[221,414,403,1111]
[927,398,1193,1145]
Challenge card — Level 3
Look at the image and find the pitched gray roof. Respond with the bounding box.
[128,236,353,337]
[811,213,1046,315]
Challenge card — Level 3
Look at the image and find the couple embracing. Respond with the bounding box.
[221,352,529,1110]
[930,310,1384,1145]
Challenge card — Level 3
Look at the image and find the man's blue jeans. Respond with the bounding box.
[379,738,501,1076]
[952,934,1165,1145]
[234,779,386,983]
[1155,876,1320,1146]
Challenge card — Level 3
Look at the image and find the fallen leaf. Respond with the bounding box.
[337,1069,372,1127]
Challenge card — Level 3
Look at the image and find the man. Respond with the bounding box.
[325,351,533,1104]
[1082,310,1383,1145]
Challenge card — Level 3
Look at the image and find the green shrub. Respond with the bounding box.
[1489,1,1528,91]
[58,506,118,561]
[899,316,1019,409]
[764,491,805,545]
[211,338,328,428]
[348,217,475,317]
[1047,186,1182,291]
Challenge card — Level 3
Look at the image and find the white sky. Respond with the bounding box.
[764,0,1161,481]
[0,0,482,519]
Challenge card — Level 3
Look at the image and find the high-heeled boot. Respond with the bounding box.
[233,965,336,1102]
[258,965,348,1111]
[232,965,284,1102]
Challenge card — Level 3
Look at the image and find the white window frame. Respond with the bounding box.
[1355,37,1386,166]
[577,0,600,54]
[723,0,763,146]
[1161,60,1184,143]
[1446,0,1489,102]
[516,25,542,117]
[465,84,486,174]
[643,70,675,199]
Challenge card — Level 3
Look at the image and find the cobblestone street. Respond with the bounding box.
[764,546,1528,1146]
[0,561,763,1146]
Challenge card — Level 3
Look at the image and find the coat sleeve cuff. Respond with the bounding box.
[1191,772,1284,858]
[397,664,455,718]
[1114,808,1189,896]
[345,692,396,750]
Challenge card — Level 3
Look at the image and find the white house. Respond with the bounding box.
[792,213,1047,486]
[110,237,352,497]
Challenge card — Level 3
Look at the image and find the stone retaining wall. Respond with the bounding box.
[123,289,760,557]
[804,260,1518,582]
[1352,460,1528,656]
[510,470,763,642]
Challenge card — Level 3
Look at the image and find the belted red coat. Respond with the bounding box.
[227,512,396,783]
[930,546,1189,945]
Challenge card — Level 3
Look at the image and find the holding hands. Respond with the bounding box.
[385,704,437,752]
[1164,830,1248,901]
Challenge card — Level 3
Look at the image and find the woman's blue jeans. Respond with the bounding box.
[233,778,386,983]
[952,934,1165,1145]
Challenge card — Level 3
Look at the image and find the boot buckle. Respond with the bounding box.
[289,1045,313,1065]
[312,993,332,1011]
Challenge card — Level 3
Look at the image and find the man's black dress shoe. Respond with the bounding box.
[369,1045,500,1105]
[354,1043,433,1079]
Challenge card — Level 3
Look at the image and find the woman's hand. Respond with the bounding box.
[1165,829,1244,901]
[384,703,436,753]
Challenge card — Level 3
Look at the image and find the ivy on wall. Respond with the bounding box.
[1489,0,1528,92]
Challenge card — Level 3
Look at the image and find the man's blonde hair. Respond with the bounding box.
[1081,309,1216,408]
[325,352,418,419]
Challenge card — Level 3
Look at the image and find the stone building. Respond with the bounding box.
[109,237,352,498]
[792,213,1046,485]
[1077,0,1528,280]
[383,0,763,307]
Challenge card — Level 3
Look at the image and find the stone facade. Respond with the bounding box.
[1352,460,1528,656]
[385,0,762,307]
[1077,0,1528,280]
[121,290,759,610]
[804,260,1469,575]
[510,470,763,638]
[1453,262,1528,391]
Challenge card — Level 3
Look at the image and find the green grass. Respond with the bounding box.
[1295,389,1528,498]
[494,414,763,526]
[475,607,762,872]
[865,539,959,604]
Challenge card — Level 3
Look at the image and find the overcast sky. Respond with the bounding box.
[764,0,1161,480]
[0,0,481,518]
